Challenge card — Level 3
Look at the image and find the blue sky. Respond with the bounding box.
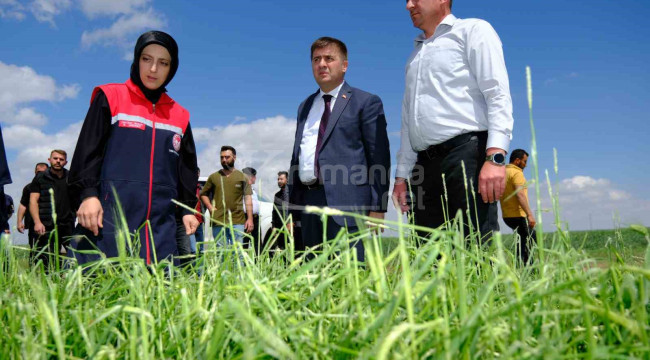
[1,0,649,238]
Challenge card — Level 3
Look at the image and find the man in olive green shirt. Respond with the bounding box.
[200,146,253,246]
[500,149,536,264]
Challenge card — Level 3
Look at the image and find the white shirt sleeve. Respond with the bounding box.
[466,20,513,153]
[244,189,260,215]
[396,95,418,179]
[252,189,259,215]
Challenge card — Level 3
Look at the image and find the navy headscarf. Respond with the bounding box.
[130,30,179,104]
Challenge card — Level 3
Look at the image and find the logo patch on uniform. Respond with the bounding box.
[118,120,145,130]
[172,134,181,152]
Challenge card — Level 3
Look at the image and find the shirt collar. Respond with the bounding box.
[415,13,457,43]
[506,164,523,172]
[319,81,345,100]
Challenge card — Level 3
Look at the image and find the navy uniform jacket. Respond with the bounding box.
[69,80,197,265]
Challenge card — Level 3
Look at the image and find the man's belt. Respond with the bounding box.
[418,131,487,160]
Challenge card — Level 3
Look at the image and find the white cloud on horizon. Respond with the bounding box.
[0,61,80,126]
[527,175,650,232]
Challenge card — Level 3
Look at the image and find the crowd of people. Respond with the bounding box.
[0,0,540,271]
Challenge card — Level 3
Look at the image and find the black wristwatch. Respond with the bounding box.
[486,153,506,166]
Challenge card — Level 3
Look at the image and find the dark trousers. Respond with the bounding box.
[503,217,536,264]
[247,214,261,254]
[195,221,204,253]
[28,230,38,266]
[33,223,73,272]
[266,223,304,258]
[412,132,499,243]
[175,220,193,267]
[301,185,364,262]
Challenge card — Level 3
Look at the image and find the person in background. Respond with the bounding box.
[0,125,12,239]
[242,167,261,254]
[1,194,13,234]
[500,149,536,264]
[17,162,48,265]
[200,146,253,253]
[271,170,297,254]
[191,167,204,254]
[175,207,193,267]
[68,30,199,266]
[30,150,75,271]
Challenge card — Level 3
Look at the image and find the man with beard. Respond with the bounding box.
[30,150,75,271]
[272,171,290,232]
[500,149,536,264]
[200,146,253,250]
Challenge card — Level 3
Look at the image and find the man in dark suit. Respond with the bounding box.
[288,37,391,262]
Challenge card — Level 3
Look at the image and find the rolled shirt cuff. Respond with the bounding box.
[486,130,511,154]
[395,159,417,179]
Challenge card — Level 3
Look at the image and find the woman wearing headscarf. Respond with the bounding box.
[69,30,199,265]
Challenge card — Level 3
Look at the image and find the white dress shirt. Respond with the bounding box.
[299,81,344,183]
[396,14,514,179]
[243,188,259,215]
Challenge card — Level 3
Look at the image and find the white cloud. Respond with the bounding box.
[527,175,650,231]
[543,78,558,86]
[12,107,48,127]
[29,0,72,25]
[80,7,166,51]
[544,72,579,87]
[0,0,26,20]
[58,83,82,101]
[2,0,166,56]
[193,116,297,201]
[0,61,80,126]
[79,0,149,18]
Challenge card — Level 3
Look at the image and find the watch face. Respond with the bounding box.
[493,153,505,164]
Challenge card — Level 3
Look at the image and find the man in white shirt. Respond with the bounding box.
[242,167,261,252]
[393,0,514,241]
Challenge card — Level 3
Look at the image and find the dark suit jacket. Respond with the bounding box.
[289,82,390,226]
[272,186,290,229]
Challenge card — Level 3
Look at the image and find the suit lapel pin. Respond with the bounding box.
[342,94,347,99]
